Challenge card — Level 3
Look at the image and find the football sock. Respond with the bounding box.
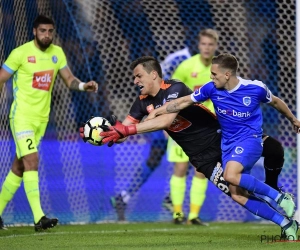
[239,174,281,201]
[262,136,284,191]
[23,171,44,223]
[244,195,289,227]
[170,175,186,214]
[188,177,208,220]
[0,171,22,216]
[264,167,282,191]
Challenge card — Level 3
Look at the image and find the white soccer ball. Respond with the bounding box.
[83,116,111,146]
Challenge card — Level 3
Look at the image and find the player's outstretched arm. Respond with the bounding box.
[100,113,177,145]
[0,68,13,92]
[269,95,300,133]
[145,94,194,121]
[59,66,98,93]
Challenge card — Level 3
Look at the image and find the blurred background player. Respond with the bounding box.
[0,15,98,231]
[164,29,218,225]
[110,130,167,221]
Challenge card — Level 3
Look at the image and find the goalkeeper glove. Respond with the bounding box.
[100,121,137,144]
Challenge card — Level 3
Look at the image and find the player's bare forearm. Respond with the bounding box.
[0,82,4,93]
[69,78,81,90]
[68,77,98,93]
[137,113,176,133]
[145,95,193,122]
[270,96,295,121]
[270,95,300,132]
[166,95,194,113]
[0,68,13,93]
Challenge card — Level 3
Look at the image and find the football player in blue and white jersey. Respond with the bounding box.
[143,53,300,240]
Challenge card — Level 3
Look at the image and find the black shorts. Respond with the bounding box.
[189,134,221,177]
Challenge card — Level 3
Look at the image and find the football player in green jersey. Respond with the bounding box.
[166,29,218,225]
[0,15,98,231]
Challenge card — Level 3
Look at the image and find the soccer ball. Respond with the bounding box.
[83,116,111,146]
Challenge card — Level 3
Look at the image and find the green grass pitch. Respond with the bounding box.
[0,222,299,250]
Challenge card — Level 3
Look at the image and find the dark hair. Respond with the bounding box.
[33,15,55,29]
[130,56,162,78]
[212,53,239,74]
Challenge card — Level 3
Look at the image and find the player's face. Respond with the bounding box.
[33,24,54,50]
[210,64,229,89]
[198,36,217,59]
[133,64,156,96]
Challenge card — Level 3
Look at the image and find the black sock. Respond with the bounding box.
[262,136,284,191]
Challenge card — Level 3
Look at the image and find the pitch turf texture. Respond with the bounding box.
[0,222,299,250]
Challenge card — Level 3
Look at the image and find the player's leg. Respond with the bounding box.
[167,137,189,224]
[262,135,284,191]
[111,131,167,221]
[0,156,23,230]
[229,184,298,240]
[223,137,295,219]
[171,161,188,224]
[187,170,208,225]
[11,118,58,230]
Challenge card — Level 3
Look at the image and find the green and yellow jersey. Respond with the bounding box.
[172,54,214,113]
[3,41,67,121]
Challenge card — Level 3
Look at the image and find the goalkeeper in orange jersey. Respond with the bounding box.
[0,15,98,231]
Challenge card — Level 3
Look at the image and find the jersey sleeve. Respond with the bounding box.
[128,97,148,122]
[165,81,193,102]
[191,82,214,103]
[257,82,273,103]
[2,48,22,74]
[58,47,68,70]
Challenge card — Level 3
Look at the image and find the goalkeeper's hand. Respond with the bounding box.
[79,115,118,143]
[79,122,87,142]
[100,121,137,145]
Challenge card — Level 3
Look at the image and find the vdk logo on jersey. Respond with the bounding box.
[243,96,251,106]
[235,147,244,154]
[32,70,54,91]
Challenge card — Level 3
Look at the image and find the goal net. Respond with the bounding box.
[0,0,296,224]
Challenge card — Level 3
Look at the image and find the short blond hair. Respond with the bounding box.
[198,29,219,43]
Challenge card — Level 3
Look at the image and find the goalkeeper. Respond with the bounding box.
[97,56,293,230]
[0,15,98,231]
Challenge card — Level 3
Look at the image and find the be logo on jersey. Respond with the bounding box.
[243,96,251,106]
[32,70,54,91]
